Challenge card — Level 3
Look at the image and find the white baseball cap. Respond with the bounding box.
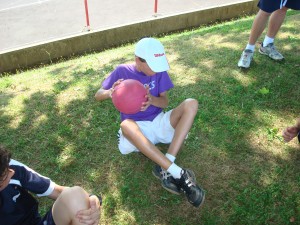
[135,37,170,73]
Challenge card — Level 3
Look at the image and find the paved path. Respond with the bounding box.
[0,0,248,52]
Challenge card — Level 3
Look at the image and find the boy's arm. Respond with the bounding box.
[47,184,67,200]
[95,79,124,101]
[94,88,112,101]
[150,91,169,108]
[141,89,168,111]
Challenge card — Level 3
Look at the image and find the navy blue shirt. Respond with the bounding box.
[0,159,55,225]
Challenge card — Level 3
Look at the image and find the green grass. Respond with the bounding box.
[1,11,300,225]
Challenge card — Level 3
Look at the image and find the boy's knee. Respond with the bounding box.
[120,120,129,130]
[184,98,198,113]
[120,121,130,137]
[280,7,288,13]
[60,186,88,205]
[53,186,89,222]
[120,119,137,136]
[258,9,271,18]
[68,186,86,196]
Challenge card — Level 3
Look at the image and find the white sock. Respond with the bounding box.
[263,35,274,47]
[245,44,255,52]
[167,163,183,179]
[165,153,176,163]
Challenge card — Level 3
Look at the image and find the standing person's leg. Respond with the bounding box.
[266,7,287,38]
[52,186,90,225]
[238,9,271,68]
[248,10,271,46]
[259,7,288,60]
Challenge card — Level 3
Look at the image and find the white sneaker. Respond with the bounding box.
[238,49,254,68]
[259,43,284,60]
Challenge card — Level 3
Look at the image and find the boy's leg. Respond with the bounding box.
[121,118,185,195]
[237,9,270,68]
[167,98,198,156]
[258,7,287,60]
[121,98,198,167]
[266,7,287,39]
[168,98,205,207]
[248,9,270,45]
[120,119,172,170]
[52,186,90,225]
[121,107,205,207]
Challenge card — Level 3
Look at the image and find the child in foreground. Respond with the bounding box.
[0,145,101,225]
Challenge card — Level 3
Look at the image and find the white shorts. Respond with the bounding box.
[118,110,175,154]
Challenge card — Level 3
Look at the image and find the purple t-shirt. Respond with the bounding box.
[102,64,174,121]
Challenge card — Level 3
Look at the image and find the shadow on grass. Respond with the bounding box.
[0,12,299,225]
[159,13,300,224]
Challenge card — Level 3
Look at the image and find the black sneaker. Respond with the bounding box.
[152,165,181,195]
[175,169,205,207]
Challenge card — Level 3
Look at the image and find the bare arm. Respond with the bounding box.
[94,88,112,101]
[94,79,124,101]
[141,86,169,111]
[48,184,67,200]
[150,92,169,108]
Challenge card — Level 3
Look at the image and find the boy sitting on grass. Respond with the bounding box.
[95,37,205,207]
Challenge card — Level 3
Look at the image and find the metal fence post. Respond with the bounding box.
[84,0,90,31]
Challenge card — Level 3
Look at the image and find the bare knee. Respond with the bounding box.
[183,98,198,115]
[60,186,88,207]
[258,9,271,18]
[120,119,137,137]
[278,7,288,13]
[53,186,89,225]
[64,186,87,199]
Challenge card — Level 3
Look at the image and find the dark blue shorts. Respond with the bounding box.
[38,208,56,225]
[258,0,300,13]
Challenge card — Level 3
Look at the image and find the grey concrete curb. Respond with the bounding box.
[0,0,258,74]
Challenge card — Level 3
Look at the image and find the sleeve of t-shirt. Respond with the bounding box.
[158,71,174,94]
[10,159,55,197]
[102,65,123,90]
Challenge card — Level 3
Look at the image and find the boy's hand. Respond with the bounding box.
[109,79,124,97]
[282,126,299,143]
[141,85,152,111]
[76,195,101,225]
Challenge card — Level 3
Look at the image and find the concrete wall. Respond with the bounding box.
[0,0,258,74]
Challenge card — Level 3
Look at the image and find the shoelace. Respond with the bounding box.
[160,169,172,180]
[184,173,196,188]
[243,54,249,60]
[242,51,252,60]
[179,172,196,195]
[268,44,281,57]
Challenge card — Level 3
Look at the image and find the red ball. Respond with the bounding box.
[112,79,147,114]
